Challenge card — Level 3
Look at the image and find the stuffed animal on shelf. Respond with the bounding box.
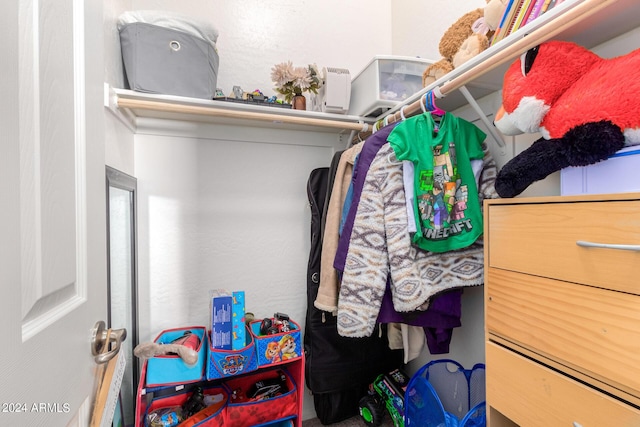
[422,0,508,87]
[493,40,640,197]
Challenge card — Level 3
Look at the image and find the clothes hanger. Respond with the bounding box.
[373,119,383,133]
[422,90,444,133]
[425,91,446,118]
[374,103,409,134]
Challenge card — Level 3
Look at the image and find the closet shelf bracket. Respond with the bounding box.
[104,83,137,132]
[458,85,506,149]
[344,120,370,148]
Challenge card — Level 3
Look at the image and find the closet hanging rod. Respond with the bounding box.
[115,96,373,133]
[381,0,614,126]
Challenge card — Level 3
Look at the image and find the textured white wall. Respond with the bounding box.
[124,0,489,96]
[134,123,342,336]
[391,0,488,59]
[130,0,393,98]
[133,121,343,420]
[104,0,135,175]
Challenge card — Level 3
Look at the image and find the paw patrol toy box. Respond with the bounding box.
[250,314,302,367]
[206,324,258,380]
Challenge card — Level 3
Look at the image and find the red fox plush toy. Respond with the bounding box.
[493,40,640,197]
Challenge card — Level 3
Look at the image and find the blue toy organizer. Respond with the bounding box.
[405,359,486,427]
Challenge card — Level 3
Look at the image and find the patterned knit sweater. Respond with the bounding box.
[337,142,498,337]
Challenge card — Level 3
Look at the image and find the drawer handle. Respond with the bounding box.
[576,240,640,252]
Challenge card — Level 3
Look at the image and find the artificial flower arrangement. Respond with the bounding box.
[270,62,323,103]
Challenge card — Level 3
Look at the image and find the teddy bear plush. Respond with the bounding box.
[422,0,508,87]
[493,40,640,197]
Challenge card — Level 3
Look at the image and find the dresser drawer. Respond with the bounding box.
[486,342,640,426]
[486,268,640,399]
[486,199,640,295]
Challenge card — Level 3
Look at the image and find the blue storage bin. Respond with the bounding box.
[206,325,258,380]
[405,359,486,427]
[146,326,208,387]
[250,320,302,367]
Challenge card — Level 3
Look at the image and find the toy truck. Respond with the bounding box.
[358,368,410,427]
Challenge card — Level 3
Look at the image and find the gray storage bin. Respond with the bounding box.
[119,22,219,99]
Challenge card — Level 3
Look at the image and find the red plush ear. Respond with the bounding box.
[501,41,601,114]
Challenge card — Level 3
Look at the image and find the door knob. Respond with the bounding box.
[91,320,127,364]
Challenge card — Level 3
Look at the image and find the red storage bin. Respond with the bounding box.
[224,368,298,427]
[143,384,227,427]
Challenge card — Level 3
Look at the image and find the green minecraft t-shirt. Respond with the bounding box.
[388,112,485,253]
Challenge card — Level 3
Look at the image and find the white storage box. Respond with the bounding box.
[348,55,433,118]
[561,145,640,195]
[118,11,219,99]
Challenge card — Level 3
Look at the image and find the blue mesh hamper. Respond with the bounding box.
[405,359,486,427]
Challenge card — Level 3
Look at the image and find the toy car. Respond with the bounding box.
[260,312,292,335]
[359,368,410,427]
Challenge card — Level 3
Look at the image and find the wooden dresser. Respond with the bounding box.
[483,193,640,426]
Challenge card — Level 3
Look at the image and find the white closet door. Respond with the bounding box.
[0,0,108,425]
